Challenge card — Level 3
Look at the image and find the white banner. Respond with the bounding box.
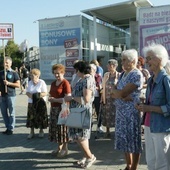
[138,5,170,55]
[0,23,14,39]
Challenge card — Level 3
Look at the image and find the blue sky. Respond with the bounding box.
[0,0,169,48]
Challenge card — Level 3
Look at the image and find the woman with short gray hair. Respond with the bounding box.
[107,59,118,67]
[121,49,138,66]
[101,59,120,138]
[143,43,168,67]
[112,49,143,170]
[136,44,170,170]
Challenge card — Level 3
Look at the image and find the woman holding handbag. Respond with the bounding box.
[64,61,96,169]
[48,64,71,158]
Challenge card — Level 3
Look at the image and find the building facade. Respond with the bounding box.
[34,15,129,80]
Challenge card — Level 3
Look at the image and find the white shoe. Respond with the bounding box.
[98,126,104,133]
[82,154,96,168]
[27,133,34,139]
[76,157,86,165]
[38,130,44,138]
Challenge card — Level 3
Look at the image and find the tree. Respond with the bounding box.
[0,40,23,70]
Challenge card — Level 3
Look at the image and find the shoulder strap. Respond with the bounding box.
[119,71,125,80]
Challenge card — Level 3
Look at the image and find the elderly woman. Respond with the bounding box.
[112,49,143,170]
[48,64,71,157]
[136,44,170,170]
[26,68,48,139]
[64,61,96,169]
[101,59,120,138]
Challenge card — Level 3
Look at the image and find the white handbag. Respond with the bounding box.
[65,107,91,129]
[57,99,69,125]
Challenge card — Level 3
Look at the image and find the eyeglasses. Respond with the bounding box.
[146,56,154,61]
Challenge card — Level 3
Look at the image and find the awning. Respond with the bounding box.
[81,0,153,28]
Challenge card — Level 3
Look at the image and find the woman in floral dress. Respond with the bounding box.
[101,59,120,138]
[65,61,96,169]
[112,49,143,170]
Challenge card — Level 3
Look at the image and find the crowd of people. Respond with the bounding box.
[0,43,170,170]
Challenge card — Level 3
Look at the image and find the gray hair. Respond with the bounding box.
[5,56,12,61]
[5,56,12,63]
[121,49,138,65]
[142,44,169,67]
[108,59,118,67]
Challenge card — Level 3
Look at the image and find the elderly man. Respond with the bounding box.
[0,57,20,135]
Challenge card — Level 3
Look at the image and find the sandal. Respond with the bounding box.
[27,133,34,139]
[81,154,96,168]
[51,150,60,155]
[74,157,86,166]
[57,149,68,158]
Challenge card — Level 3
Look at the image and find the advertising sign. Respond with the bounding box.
[0,23,13,39]
[138,5,170,56]
[39,15,81,80]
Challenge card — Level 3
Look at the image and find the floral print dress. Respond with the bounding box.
[114,69,143,153]
[101,75,117,127]
[69,75,96,140]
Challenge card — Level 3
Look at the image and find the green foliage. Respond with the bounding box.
[0,40,23,70]
[6,40,19,56]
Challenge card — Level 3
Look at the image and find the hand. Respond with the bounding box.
[135,103,147,112]
[60,110,69,118]
[135,103,140,110]
[3,80,9,86]
[48,97,56,103]
[27,92,32,99]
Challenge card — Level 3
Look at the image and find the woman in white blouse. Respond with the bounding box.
[26,68,48,139]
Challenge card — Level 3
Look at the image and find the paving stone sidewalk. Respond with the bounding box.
[0,87,148,170]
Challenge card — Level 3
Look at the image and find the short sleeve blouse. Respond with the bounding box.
[26,79,47,103]
[49,79,71,107]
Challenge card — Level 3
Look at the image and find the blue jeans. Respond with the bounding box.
[1,96,16,131]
